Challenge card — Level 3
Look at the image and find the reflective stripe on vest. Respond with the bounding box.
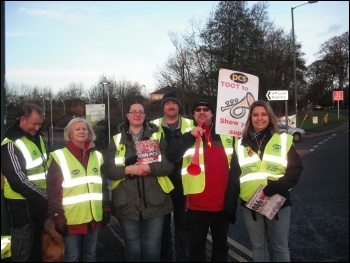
[181,135,233,195]
[111,133,174,193]
[51,148,103,225]
[14,139,47,169]
[2,136,48,199]
[151,117,193,140]
[236,133,293,201]
[1,236,11,259]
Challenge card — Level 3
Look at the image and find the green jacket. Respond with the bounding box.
[101,122,174,221]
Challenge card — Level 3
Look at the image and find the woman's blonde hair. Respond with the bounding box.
[64,118,97,142]
[242,100,280,138]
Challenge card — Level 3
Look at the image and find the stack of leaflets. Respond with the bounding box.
[135,139,160,164]
[245,184,286,220]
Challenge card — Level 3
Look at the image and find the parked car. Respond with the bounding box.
[278,124,306,143]
[313,104,323,111]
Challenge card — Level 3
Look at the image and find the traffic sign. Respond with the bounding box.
[333,91,343,101]
[266,90,288,101]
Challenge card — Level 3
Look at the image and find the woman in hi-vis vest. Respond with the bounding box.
[101,101,174,262]
[46,118,111,262]
[225,100,303,262]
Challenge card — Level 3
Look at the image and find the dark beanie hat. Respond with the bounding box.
[193,99,215,113]
[161,91,182,110]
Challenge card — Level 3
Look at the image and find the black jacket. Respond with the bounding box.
[1,122,48,227]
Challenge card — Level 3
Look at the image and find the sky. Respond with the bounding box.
[5,1,349,94]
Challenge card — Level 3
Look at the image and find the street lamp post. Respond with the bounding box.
[50,99,53,149]
[291,1,318,127]
[62,100,65,116]
[121,84,125,121]
[140,84,146,104]
[101,77,111,143]
[40,95,46,119]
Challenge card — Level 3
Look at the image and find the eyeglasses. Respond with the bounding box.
[195,107,210,112]
[128,111,145,116]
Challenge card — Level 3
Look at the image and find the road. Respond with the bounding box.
[289,130,349,261]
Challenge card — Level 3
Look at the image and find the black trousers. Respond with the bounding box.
[187,210,229,262]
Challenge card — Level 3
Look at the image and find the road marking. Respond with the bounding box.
[108,216,124,245]
[207,233,252,262]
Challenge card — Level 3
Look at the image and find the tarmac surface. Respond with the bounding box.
[96,121,349,262]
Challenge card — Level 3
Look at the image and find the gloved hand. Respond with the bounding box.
[226,212,236,225]
[55,222,68,236]
[263,181,280,197]
[102,212,111,227]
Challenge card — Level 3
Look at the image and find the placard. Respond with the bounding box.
[215,69,259,137]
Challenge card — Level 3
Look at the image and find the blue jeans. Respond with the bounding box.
[243,206,291,262]
[119,215,165,262]
[11,221,42,262]
[64,228,100,262]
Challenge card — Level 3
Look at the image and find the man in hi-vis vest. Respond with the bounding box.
[151,91,193,262]
[1,103,48,262]
[165,99,238,262]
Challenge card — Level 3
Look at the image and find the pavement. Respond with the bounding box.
[96,121,349,262]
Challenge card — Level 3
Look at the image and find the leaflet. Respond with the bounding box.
[245,184,286,220]
[135,139,160,164]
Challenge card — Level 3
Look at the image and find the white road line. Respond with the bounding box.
[207,234,252,262]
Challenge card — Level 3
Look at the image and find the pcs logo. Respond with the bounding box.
[230,72,248,84]
[71,169,80,176]
[272,144,281,152]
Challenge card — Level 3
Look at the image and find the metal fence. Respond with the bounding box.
[44,126,109,153]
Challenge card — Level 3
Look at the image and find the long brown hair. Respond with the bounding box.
[242,100,280,138]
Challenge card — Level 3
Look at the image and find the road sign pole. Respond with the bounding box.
[338,100,340,119]
[285,101,288,133]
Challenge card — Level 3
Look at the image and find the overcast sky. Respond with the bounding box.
[5,1,349,94]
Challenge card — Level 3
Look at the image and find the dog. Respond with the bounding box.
[41,217,65,262]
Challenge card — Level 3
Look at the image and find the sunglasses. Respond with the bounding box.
[195,107,210,112]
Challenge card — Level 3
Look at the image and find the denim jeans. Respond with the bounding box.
[187,210,229,262]
[243,206,291,262]
[11,221,42,262]
[160,213,173,261]
[64,228,100,262]
[119,215,165,262]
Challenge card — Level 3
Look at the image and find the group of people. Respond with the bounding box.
[1,91,303,262]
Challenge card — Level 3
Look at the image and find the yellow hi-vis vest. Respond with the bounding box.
[181,135,233,195]
[151,117,193,139]
[1,236,11,259]
[50,148,104,225]
[236,133,293,201]
[2,136,48,199]
[110,133,174,193]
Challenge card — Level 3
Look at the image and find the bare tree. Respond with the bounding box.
[316,31,349,91]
